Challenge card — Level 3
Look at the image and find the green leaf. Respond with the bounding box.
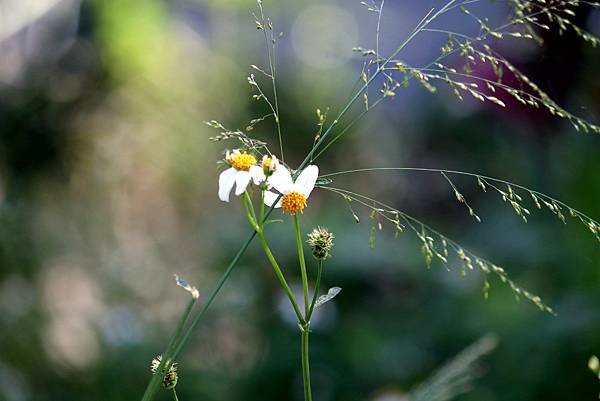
[315,287,342,308]
[316,177,333,186]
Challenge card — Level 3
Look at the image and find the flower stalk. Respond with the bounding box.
[307,260,323,322]
[244,189,330,401]
[141,290,197,401]
[244,191,305,324]
[294,214,310,315]
[300,325,312,401]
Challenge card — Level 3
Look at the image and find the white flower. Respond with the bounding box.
[218,150,265,202]
[263,164,319,214]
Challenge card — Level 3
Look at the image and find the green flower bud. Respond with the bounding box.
[306,227,334,260]
[150,355,179,390]
[162,369,178,389]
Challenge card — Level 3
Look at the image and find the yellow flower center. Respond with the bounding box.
[229,153,256,171]
[281,192,307,214]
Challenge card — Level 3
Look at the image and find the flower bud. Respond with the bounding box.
[162,369,178,389]
[306,227,334,260]
[150,355,179,390]
[261,155,279,176]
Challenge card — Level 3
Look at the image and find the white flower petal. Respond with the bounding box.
[218,167,237,202]
[295,165,319,197]
[264,191,282,208]
[269,166,293,194]
[234,171,252,196]
[249,165,266,185]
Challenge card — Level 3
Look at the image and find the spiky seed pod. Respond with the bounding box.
[306,227,334,260]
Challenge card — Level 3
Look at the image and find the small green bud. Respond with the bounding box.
[162,369,178,389]
[150,355,179,390]
[306,227,334,260]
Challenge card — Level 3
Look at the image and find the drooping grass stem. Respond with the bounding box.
[319,167,599,227]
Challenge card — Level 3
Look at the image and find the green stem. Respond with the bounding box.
[260,189,265,226]
[171,388,179,401]
[164,297,196,358]
[245,191,303,322]
[257,233,305,324]
[307,260,323,322]
[169,229,258,362]
[293,214,310,316]
[243,192,261,232]
[301,326,312,401]
[141,297,197,401]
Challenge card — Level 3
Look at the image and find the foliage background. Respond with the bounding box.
[0,0,599,400]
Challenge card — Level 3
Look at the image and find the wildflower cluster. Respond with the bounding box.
[141,1,600,401]
[218,148,319,214]
[215,150,335,401]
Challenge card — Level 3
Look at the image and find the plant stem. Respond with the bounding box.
[141,297,197,401]
[301,325,312,401]
[294,215,313,401]
[170,229,258,361]
[243,192,261,232]
[243,192,304,322]
[257,232,305,324]
[307,260,323,322]
[171,388,179,401]
[293,214,310,316]
[260,189,266,224]
[164,297,196,357]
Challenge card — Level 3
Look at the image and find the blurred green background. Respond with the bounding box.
[0,0,599,400]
